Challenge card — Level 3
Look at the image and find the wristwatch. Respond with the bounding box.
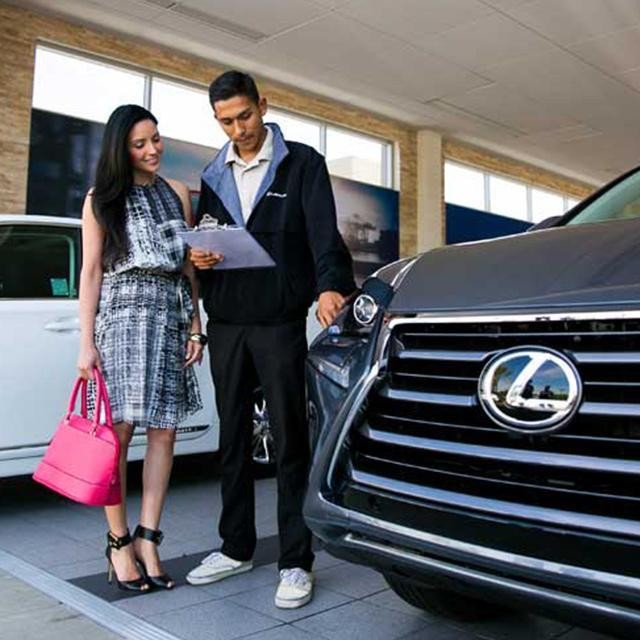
[189,332,208,346]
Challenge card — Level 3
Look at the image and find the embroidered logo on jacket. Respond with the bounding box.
[266,191,287,198]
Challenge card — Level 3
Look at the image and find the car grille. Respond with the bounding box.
[346,316,640,531]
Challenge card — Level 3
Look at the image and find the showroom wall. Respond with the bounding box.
[0,3,418,253]
[0,2,597,256]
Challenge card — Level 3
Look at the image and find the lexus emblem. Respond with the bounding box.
[478,347,582,433]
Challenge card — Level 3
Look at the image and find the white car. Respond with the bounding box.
[0,214,321,478]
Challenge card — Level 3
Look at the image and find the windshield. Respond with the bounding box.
[567,169,640,226]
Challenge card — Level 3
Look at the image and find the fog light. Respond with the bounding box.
[353,294,378,326]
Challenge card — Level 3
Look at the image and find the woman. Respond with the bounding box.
[77,104,204,592]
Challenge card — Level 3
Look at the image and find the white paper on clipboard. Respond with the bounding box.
[178,227,276,270]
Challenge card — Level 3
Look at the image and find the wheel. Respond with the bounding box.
[384,573,509,622]
[251,388,276,475]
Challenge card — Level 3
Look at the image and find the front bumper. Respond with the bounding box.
[304,330,640,638]
[305,488,640,637]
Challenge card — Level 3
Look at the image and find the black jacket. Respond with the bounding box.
[196,125,355,324]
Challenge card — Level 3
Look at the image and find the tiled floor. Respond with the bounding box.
[0,457,619,640]
[0,569,119,640]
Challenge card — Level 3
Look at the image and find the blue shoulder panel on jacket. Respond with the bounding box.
[200,123,290,226]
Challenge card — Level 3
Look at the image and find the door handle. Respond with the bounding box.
[44,317,80,332]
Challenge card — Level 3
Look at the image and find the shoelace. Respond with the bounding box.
[201,551,227,566]
[279,568,310,587]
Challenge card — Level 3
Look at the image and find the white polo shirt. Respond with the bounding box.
[225,126,273,223]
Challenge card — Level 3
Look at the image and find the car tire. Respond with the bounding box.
[251,388,276,477]
[383,574,508,622]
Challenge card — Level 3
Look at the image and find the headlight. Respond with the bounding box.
[353,294,379,326]
[308,277,394,388]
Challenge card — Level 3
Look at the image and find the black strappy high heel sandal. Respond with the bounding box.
[133,525,175,590]
[105,530,149,592]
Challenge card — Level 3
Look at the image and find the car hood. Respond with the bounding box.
[389,219,640,314]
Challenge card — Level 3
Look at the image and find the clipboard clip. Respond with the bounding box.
[197,214,236,231]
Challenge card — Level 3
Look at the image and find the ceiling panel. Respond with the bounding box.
[28,0,166,24]
[618,67,640,92]
[313,69,441,125]
[534,131,640,177]
[255,13,492,102]
[88,0,167,20]
[481,49,640,129]
[568,26,640,74]
[151,11,250,51]
[480,0,536,9]
[239,42,335,82]
[439,83,579,134]
[505,0,640,46]
[179,0,327,37]
[520,124,603,145]
[308,0,351,7]
[338,0,494,43]
[424,13,556,70]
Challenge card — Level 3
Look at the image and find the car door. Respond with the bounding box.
[0,220,82,460]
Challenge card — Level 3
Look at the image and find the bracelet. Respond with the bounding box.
[189,332,208,346]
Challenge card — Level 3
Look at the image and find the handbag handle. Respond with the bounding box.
[66,369,114,431]
[94,369,114,427]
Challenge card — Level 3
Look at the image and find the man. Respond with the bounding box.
[186,70,355,609]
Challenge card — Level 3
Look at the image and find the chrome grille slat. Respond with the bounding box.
[360,425,640,475]
[392,372,477,382]
[350,468,640,538]
[401,330,640,338]
[397,349,488,362]
[574,352,640,364]
[352,454,640,507]
[580,402,640,417]
[379,386,477,407]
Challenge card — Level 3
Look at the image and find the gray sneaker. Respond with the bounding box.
[186,551,253,586]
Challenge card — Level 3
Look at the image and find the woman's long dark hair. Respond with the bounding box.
[92,105,158,268]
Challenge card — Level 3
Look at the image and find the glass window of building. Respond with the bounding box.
[151,78,227,149]
[326,127,387,187]
[32,46,146,123]
[444,162,485,210]
[268,109,321,152]
[444,160,588,222]
[531,187,565,223]
[31,46,395,189]
[489,175,528,220]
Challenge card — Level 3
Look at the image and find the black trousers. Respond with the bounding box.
[208,319,314,571]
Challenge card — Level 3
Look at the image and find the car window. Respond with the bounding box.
[567,169,640,226]
[0,225,81,298]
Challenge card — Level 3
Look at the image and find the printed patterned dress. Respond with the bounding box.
[93,176,202,429]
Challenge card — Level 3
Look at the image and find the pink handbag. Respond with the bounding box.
[33,369,122,506]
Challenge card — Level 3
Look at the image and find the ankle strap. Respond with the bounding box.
[134,525,164,546]
[107,530,132,549]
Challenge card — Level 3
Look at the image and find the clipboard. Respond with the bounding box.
[178,227,276,270]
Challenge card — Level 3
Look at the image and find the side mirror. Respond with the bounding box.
[527,215,562,232]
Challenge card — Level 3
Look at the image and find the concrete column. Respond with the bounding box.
[416,129,444,252]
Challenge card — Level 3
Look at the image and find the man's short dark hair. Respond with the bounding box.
[209,71,260,107]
